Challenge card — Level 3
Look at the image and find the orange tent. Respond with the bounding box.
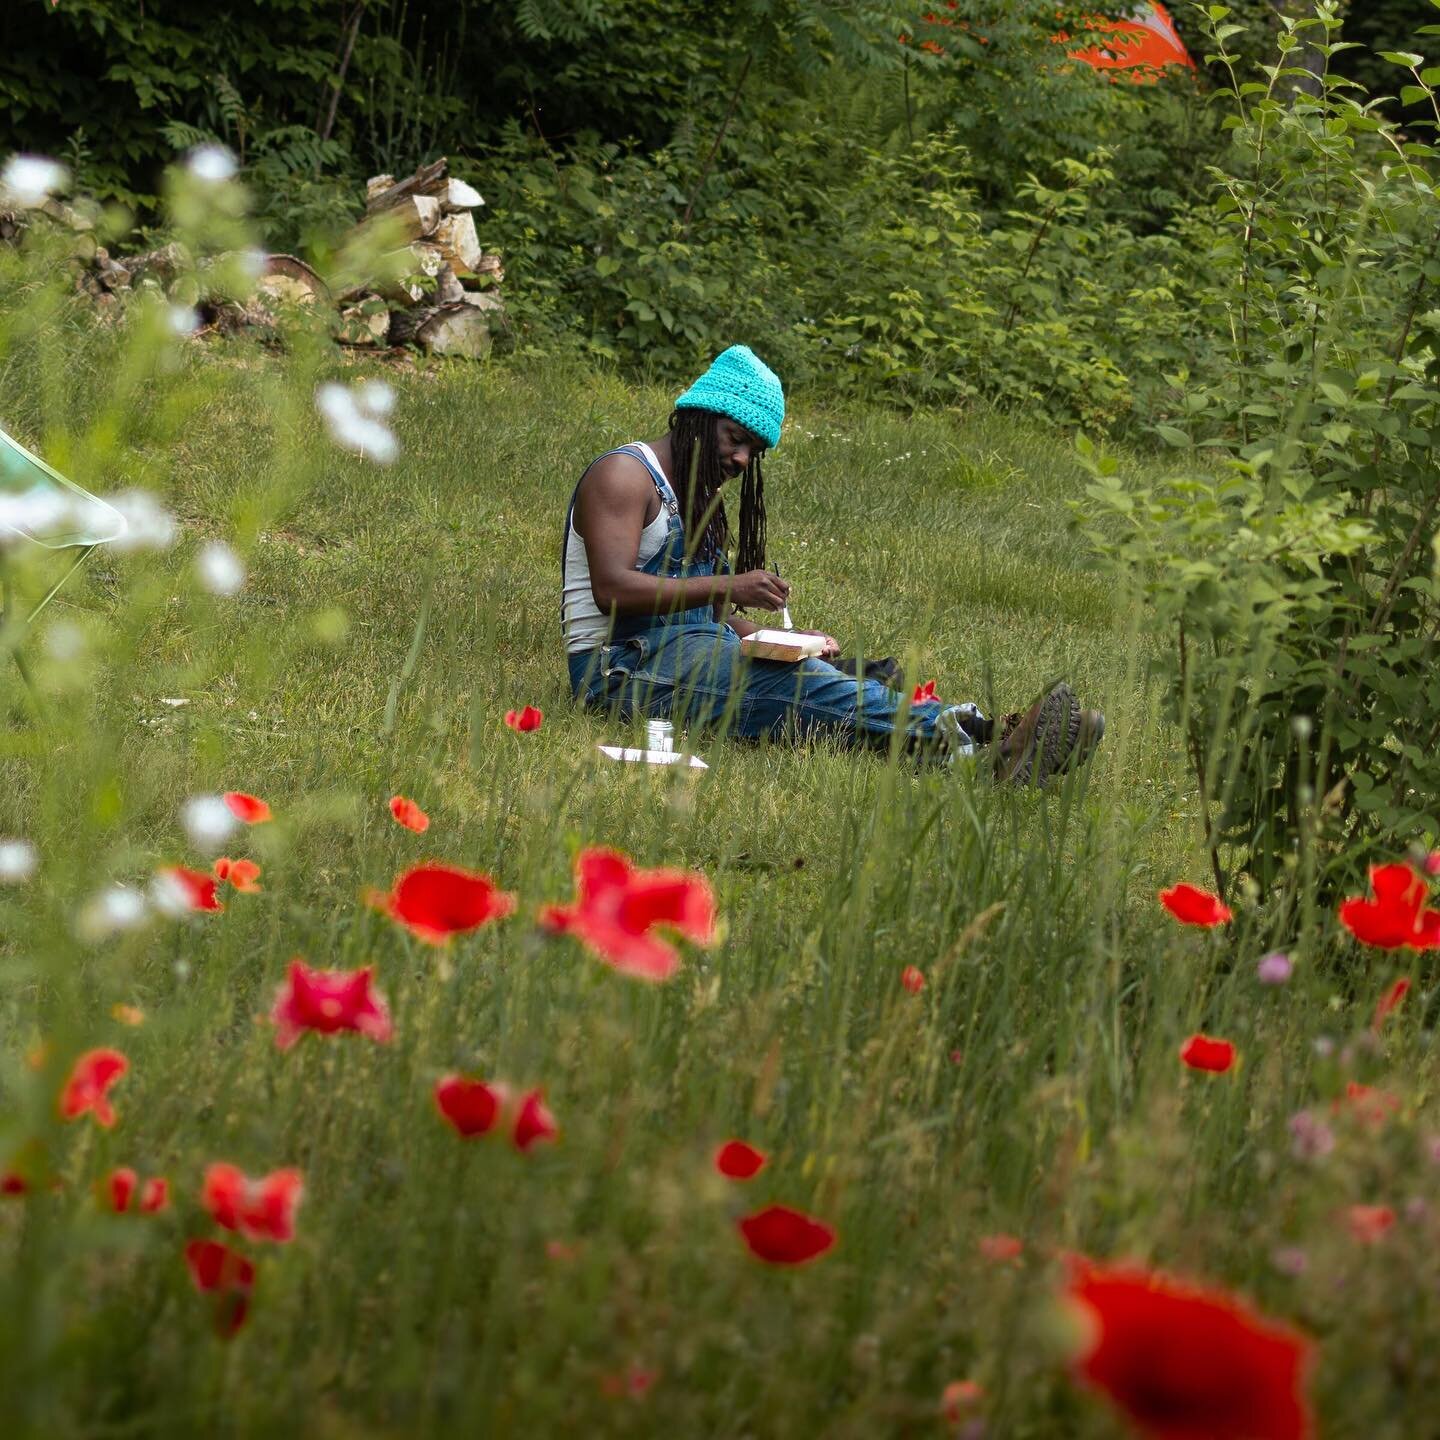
[1061,4,1195,82]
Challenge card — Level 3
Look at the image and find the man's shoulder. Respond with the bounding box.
[581,447,660,503]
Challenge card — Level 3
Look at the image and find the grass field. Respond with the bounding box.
[1,330,1436,1437]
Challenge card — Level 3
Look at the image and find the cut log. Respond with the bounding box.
[365,173,395,202]
[437,178,483,212]
[434,263,465,306]
[459,290,504,315]
[374,242,444,305]
[127,242,188,285]
[364,157,449,217]
[433,211,482,275]
[337,296,392,347]
[415,303,493,358]
[474,253,504,285]
[259,253,330,306]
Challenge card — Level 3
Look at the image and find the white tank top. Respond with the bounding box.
[562,442,673,654]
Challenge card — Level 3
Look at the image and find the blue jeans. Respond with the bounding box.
[567,623,983,754]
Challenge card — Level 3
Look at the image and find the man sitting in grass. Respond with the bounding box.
[561,344,1103,781]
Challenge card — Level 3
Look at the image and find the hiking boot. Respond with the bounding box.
[992,682,1102,786]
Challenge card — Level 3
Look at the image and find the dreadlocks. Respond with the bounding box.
[667,408,767,575]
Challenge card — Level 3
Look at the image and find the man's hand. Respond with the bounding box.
[729,569,791,611]
[797,629,841,659]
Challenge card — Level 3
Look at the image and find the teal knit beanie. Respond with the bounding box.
[674,345,784,449]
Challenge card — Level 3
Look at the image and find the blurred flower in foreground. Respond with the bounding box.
[202,1163,303,1242]
[978,1233,1024,1264]
[270,959,393,1050]
[1,154,68,205]
[0,839,37,883]
[737,1204,837,1266]
[370,862,515,944]
[184,1239,255,1338]
[167,304,201,336]
[1257,951,1293,986]
[1371,977,1410,1031]
[1334,1081,1401,1130]
[60,1048,128,1128]
[900,964,925,993]
[1288,1111,1335,1162]
[182,794,237,851]
[942,1380,985,1425]
[912,679,939,704]
[1179,1033,1236,1074]
[434,1075,509,1138]
[102,1168,169,1215]
[1063,1260,1313,1440]
[213,857,262,893]
[1159,883,1232,927]
[1338,863,1440,949]
[197,541,246,596]
[152,866,223,916]
[714,1139,767,1180]
[512,1089,558,1152]
[1270,1247,1308,1277]
[540,847,715,983]
[389,794,429,833]
[1343,1204,1395,1245]
[107,490,177,552]
[504,705,543,732]
[76,884,148,942]
[316,380,398,464]
[186,145,237,183]
[111,1003,145,1026]
[223,791,272,824]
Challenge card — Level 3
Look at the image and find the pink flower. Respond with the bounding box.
[1257,952,1293,986]
[270,959,393,1049]
[201,1163,304,1243]
[1288,1111,1335,1162]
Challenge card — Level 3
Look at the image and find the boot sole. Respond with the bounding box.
[997,684,1080,787]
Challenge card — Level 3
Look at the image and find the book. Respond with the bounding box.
[738,629,826,662]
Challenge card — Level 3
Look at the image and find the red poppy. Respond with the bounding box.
[270,959,393,1050]
[1,1171,28,1196]
[1426,851,1440,878]
[1179,1033,1236,1074]
[1159,883,1232,927]
[512,1088,558,1152]
[912,679,939,704]
[140,1177,170,1213]
[60,1047,128,1127]
[184,1239,256,1337]
[434,1075,510,1138]
[600,1366,659,1400]
[1065,1260,1314,1440]
[1372,977,1411,1031]
[978,1232,1024,1263]
[371,863,516,944]
[737,1204,837,1266]
[714,1139,768,1181]
[1339,863,1440,949]
[105,1166,137,1213]
[156,865,223,913]
[540,847,715,983]
[1335,1081,1402,1129]
[202,1163,303,1243]
[212,856,262,893]
[900,964,926,994]
[504,705,543,733]
[389,795,429,833]
[941,1380,984,1423]
[223,791,272,824]
[1344,1204,1396,1244]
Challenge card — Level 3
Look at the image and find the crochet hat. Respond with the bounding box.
[674,345,784,449]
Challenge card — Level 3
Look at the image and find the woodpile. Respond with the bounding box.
[0,155,504,358]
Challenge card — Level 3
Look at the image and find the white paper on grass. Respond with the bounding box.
[597,744,709,770]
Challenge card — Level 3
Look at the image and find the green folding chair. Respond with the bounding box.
[1,425,126,692]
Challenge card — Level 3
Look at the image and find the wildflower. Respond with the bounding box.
[202,1163,303,1242]
[912,679,939,704]
[1371,977,1410,1031]
[140,1177,170,1213]
[1179,1033,1236,1074]
[1338,863,1440,949]
[540,847,715,983]
[737,1204,837,1266]
[183,1239,255,1337]
[1288,1111,1335,1162]
[978,1233,1024,1264]
[187,145,237,182]
[504,705,544,732]
[1257,952,1293,986]
[222,791,272,824]
[101,1168,169,1214]
[76,884,148,942]
[152,866,223,915]
[434,1075,510,1138]
[1159,883,1232,927]
[111,1003,145,1026]
[197,541,246,596]
[1064,1260,1313,1440]
[371,863,516,944]
[1,154,68,205]
[1427,851,1440,878]
[1270,1247,1308,1277]
[389,795,429,833]
[714,1140,767,1180]
[0,839,37,883]
[600,1366,659,1400]
[1335,1081,1401,1129]
[168,304,201,336]
[512,1089,559,1152]
[1344,1204,1395,1245]
[60,1048,128,1128]
[270,959,393,1050]
[315,381,398,464]
[213,857,262,893]
[942,1380,985,1424]
[107,490,177,552]
[900,964,926,994]
[181,795,238,851]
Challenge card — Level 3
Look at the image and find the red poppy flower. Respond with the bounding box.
[371,863,516,944]
[212,856,262,893]
[942,1380,984,1423]
[140,1177,170,1213]
[1344,1204,1396,1244]
[540,847,715,983]
[979,1232,1024,1263]
[1065,1260,1314,1440]
[1335,1081,1401,1129]
[223,791,272,824]
[900,964,926,994]
[714,1139,767,1180]
[60,1047,128,1127]
[270,959,393,1050]
[512,1088,558,1152]
[389,795,429,833]
[105,1166,137,1213]
[504,705,543,733]
[1426,851,1440,878]
[434,1075,510,1138]
[1339,863,1440,949]
[184,1239,256,1337]
[1,1171,28,1196]
[737,1204,837,1266]
[1179,1033,1236,1074]
[600,1366,659,1400]
[202,1163,303,1243]
[912,679,939,704]
[1372,977,1411,1031]
[1159,883,1232,927]
[156,865,223,913]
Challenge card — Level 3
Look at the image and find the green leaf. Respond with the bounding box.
[1155,425,1191,447]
